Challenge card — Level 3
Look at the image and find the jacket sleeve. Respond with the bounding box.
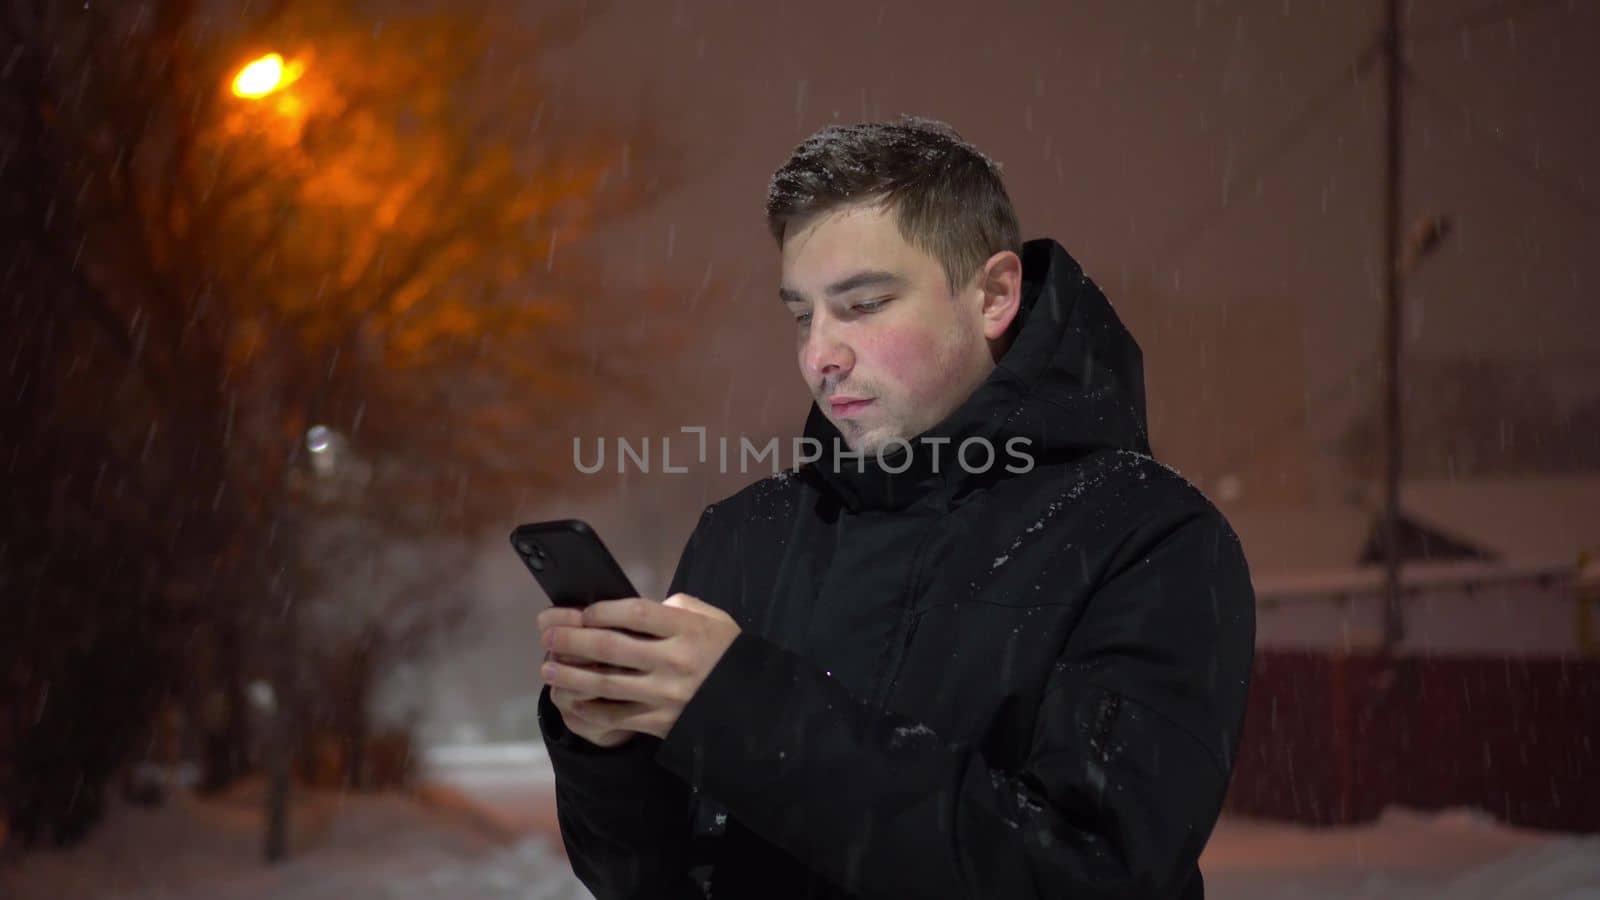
[650,509,1256,900]
[537,510,717,900]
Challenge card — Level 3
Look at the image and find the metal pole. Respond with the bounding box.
[1380,0,1406,651]
[265,539,298,863]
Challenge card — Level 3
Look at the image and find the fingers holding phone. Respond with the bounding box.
[536,604,642,748]
[536,607,633,673]
[520,520,651,748]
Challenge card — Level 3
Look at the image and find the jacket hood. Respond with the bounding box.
[800,237,1151,511]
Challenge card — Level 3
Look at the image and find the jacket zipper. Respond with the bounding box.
[870,520,939,710]
[871,609,922,711]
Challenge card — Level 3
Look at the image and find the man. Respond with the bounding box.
[536,116,1255,899]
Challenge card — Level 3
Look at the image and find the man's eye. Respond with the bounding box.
[852,298,890,313]
[794,312,812,325]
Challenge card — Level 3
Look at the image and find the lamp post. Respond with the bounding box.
[262,424,331,863]
[231,51,301,863]
[223,52,320,863]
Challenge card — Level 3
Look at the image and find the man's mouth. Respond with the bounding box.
[828,397,874,416]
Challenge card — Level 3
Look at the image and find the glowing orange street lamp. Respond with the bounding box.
[232,53,291,99]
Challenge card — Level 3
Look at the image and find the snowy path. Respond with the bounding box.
[0,776,593,899]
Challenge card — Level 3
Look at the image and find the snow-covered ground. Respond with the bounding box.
[3,750,1596,899]
[1204,807,1600,899]
[0,777,592,899]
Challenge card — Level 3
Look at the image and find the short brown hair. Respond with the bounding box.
[765,116,1023,296]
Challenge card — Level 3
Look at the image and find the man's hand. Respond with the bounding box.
[537,594,740,744]
[536,605,637,748]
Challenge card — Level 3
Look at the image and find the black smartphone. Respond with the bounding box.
[510,519,639,609]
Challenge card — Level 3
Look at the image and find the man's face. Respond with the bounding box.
[779,202,996,456]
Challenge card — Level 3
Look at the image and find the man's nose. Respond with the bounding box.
[801,319,854,382]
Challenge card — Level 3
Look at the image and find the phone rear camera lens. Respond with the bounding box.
[527,556,544,571]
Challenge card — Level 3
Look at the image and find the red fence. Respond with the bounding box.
[1224,650,1600,832]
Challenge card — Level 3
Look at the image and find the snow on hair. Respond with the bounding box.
[765,115,1022,295]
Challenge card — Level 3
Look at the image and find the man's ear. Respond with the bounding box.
[977,250,1023,342]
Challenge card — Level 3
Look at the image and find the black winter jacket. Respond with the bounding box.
[537,238,1256,899]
